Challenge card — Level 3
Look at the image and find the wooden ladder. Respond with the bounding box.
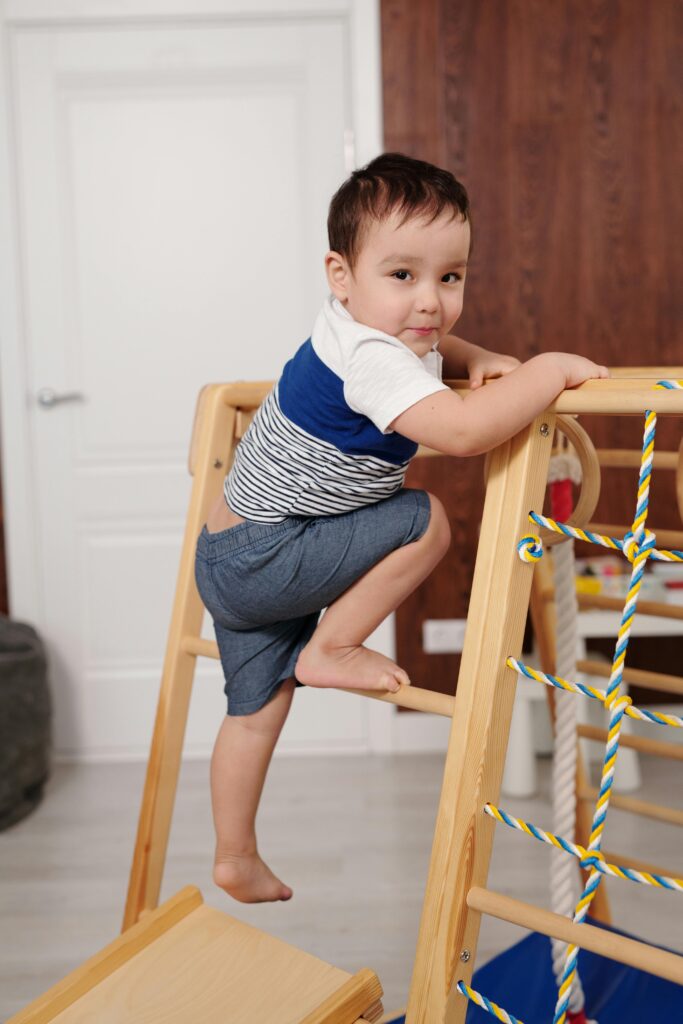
[11,375,683,1023]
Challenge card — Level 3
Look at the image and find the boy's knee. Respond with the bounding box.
[424,492,451,553]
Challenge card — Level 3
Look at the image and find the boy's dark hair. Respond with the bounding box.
[327,152,470,268]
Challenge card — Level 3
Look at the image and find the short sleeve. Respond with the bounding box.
[344,336,449,434]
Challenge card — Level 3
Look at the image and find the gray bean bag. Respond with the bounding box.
[0,615,51,829]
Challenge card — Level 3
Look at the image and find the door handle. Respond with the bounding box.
[36,388,85,409]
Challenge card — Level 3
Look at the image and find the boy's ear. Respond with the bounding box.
[325,250,351,300]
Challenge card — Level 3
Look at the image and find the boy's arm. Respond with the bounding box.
[439,334,520,388]
[390,352,608,458]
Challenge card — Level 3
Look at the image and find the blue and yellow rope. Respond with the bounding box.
[506,658,683,729]
[457,385,683,1024]
[484,803,683,893]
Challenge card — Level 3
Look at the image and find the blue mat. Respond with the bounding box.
[387,921,683,1022]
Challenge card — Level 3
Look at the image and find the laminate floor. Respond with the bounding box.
[1,752,681,1020]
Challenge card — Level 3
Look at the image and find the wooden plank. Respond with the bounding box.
[41,904,366,1024]
[300,970,384,1024]
[7,887,203,1024]
[406,415,556,1024]
[467,887,683,985]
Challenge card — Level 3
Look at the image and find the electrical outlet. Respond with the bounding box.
[422,619,467,654]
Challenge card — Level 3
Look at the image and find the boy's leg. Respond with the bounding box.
[211,677,295,902]
[296,492,450,692]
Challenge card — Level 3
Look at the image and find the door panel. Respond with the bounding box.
[12,18,367,757]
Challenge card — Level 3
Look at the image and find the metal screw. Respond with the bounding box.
[540,423,550,437]
[213,459,223,469]
[460,948,471,963]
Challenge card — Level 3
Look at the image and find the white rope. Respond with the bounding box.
[550,537,586,1016]
[548,450,595,1021]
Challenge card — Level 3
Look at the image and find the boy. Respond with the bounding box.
[195,153,608,904]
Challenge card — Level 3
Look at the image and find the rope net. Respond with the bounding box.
[456,382,683,1024]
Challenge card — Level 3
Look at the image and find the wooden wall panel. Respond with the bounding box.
[382,0,683,694]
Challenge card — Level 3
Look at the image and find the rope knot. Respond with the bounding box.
[603,691,633,715]
[517,534,543,562]
[622,528,656,564]
[579,849,606,872]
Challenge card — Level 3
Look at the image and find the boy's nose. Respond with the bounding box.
[416,290,439,314]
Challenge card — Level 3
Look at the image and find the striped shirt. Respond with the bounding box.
[225,297,448,523]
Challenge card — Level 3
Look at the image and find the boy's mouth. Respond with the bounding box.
[410,327,436,336]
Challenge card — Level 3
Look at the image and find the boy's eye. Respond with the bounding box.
[442,272,462,283]
[392,270,412,281]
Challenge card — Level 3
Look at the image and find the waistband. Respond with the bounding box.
[195,517,307,559]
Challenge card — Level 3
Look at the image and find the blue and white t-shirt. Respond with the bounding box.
[225,296,449,522]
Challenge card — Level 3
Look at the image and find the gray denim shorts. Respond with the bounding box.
[194,487,431,716]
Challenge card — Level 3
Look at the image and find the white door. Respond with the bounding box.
[4,5,387,759]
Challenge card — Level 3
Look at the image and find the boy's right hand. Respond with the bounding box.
[548,352,610,389]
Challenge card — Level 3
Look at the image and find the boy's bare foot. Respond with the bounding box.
[295,642,410,693]
[214,851,293,903]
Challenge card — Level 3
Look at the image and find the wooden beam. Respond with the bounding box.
[406,415,555,1024]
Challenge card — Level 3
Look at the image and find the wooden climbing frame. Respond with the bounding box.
[10,375,683,1023]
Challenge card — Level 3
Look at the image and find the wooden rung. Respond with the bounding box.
[596,450,678,470]
[339,685,455,717]
[577,592,683,620]
[180,635,454,716]
[579,786,683,828]
[466,886,683,985]
[602,848,683,883]
[577,723,683,762]
[577,658,683,698]
[181,635,220,659]
[587,523,683,548]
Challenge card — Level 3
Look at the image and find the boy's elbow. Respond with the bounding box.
[440,432,480,458]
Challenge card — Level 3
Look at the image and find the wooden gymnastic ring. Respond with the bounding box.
[540,415,601,547]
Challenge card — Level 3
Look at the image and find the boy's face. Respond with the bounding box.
[325,208,470,357]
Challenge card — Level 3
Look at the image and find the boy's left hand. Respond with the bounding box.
[467,347,520,390]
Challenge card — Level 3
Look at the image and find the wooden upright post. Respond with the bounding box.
[123,385,239,929]
[406,414,555,1024]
